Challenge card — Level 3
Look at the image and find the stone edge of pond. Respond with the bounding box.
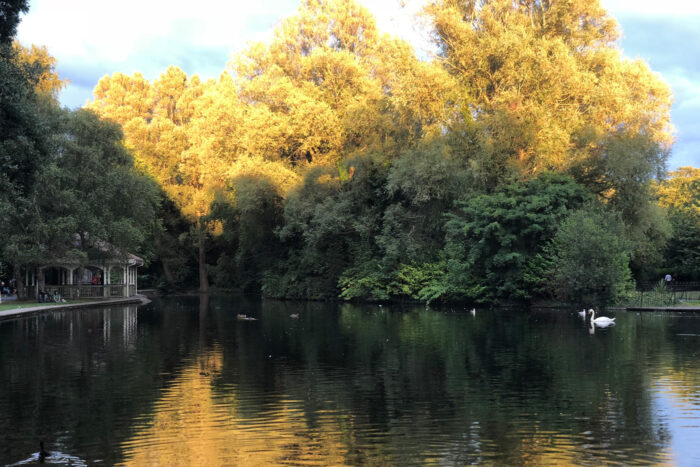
[608,306,700,312]
[0,295,151,321]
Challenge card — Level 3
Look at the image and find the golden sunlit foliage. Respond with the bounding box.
[655,167,700,216]
[425,0,673,177]
[12,41,66,98]
[229,0,454,166]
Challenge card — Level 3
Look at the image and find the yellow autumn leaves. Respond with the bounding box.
[88,0,675,227]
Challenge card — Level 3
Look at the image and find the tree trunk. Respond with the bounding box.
[161,259,175,286]
[154,235,175,286]
[198,229,209,293]
[37,268,45,299]
[13,263,25,300]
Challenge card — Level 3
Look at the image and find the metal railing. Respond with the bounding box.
[630,281,700,307]
[23,284,132,300]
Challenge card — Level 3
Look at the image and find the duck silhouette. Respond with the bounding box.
[39,440,50,462]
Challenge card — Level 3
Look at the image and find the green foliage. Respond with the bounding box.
[35,109,159,261]
[0,0,28,44]
[655,168,700,280]
[209,175,285,294]
[338,260,447,302]
[378,140,477,266]
[263,155,389,299]
[338,260,392,301]
[442,173,592,302]
[661,209,700,281]
[0,43,48,199]
[546,207,633,304]
[571,133,671,274]
[1,33,159,292]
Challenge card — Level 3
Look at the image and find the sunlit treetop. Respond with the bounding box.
[655,167,700,215]
[424,0,673,177]
[12,41,66,99]
[230,0,455,166]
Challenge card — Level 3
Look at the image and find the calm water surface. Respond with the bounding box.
[1,296,700,465]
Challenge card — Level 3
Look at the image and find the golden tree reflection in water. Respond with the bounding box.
[119,347,350,466]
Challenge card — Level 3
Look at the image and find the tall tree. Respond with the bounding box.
[424,0,673,183]
[90,67,222,291]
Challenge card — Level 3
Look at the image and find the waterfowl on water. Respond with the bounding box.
[236,314,258,321]
[578,309,586,318]
[588,309,615,327]
[39,441,49,462]
[290,313,299,318]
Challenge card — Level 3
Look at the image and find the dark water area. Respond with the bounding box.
[1,296,700,465]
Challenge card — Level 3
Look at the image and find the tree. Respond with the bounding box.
[0,40,54,296]
[440,173,592,302]
[90,67,223,292]
[232,0,453,166]
[209,175,286,294]
[655,167,700,280]
[1,108,159,295]
[424,0,672,185]
[546,207,633,304]
[45,109,159,260]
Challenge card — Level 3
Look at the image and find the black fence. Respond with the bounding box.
[637,281,700,292]
[631,281,700,307]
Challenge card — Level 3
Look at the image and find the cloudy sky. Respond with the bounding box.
[16,0,699,169]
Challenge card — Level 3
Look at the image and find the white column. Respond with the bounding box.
[102,267,108,297]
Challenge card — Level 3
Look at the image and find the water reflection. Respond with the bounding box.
[120,347,353,466]
[1,298,700,465]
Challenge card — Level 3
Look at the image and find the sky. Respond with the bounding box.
[15,0,700,169]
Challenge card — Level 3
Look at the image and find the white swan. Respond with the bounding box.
[588,309,615,327]
[578,308,586,318]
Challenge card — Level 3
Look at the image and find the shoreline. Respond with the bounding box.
[0,295,151,321]
[2,293,698,321]
[618,306,700,312]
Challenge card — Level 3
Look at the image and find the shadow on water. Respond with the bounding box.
[1,296,700,465]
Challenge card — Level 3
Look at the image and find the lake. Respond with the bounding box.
[1,296,700,465]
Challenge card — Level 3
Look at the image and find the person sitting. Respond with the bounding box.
[53,290,61,302]
[38,290,50,303]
